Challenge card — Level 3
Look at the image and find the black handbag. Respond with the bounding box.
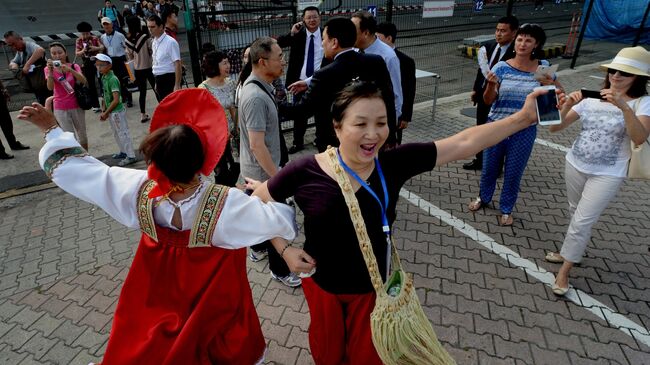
[74,83,93,110]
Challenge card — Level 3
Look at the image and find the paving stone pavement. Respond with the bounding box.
[0,61,649,364]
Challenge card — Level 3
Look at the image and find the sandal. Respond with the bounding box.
[500,213,513,226]
[551,278,569,296]
[468,197,485,212]
[545,252,564,263]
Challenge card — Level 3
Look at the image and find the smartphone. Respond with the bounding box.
[580,88,605,100]
[534,85,561,126]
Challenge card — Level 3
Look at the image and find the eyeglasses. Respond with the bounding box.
[607,68,634,77]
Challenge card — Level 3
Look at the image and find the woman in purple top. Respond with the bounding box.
[46,42,88,150]
[247,81,562,364]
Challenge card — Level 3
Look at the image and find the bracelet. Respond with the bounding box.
[43,125,58,139]
[280,244,291,257]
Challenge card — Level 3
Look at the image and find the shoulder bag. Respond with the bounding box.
[627,96,650,180]
[70,61,92,110]
[324,147,455,365]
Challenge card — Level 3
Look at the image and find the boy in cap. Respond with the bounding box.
[93,54,137,166]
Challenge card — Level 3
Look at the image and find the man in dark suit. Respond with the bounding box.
[376,22,415,145]
[463,15,518,170]
[280,17,396,152]
[277,6,323,153]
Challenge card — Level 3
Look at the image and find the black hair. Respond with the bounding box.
[323,17,357,49]
[516,23,546,60]
[147,14,164,27]
[331,80,386,126]
[126,16,144,39]
[140,125,204,184]
[497,16,519,32]
[376,22,397,42]
[3,30,20,39]
[201,42,216,56]
[48,41,70,63]
[604,73,649,98]
[238,55,252,87]
[302,6,320,18]
[201,50,228,78]
[76,21,93,33]
[351,11,377,34]
[161,6,179,25]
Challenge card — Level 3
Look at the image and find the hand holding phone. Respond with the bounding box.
[534,85,561,126]
[580,88,605,100]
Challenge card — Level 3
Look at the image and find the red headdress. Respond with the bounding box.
[147,88,228,198]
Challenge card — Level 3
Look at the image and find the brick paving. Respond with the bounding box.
[1,61,649,364]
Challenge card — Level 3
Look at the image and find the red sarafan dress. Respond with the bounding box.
[100,181,266,365]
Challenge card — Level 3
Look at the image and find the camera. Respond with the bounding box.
[52,60,62,67]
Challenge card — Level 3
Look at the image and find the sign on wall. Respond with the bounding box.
[423,0,455,18]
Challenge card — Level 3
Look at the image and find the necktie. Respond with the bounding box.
[489,46,502,70]
[306,34,315,77]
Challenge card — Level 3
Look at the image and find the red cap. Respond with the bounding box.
[147,88,228,198]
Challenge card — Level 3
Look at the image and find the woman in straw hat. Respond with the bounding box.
[246,80,563,364]
[544,46,650,296]
[17,89,297,364]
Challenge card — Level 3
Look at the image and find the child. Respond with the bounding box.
[93,53,137,166]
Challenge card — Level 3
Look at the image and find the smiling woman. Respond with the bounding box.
[248,80,555,365]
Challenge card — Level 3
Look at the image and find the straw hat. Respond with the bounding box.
[600,46,650,77]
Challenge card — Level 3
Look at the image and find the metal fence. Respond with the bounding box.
[187,0,587,102]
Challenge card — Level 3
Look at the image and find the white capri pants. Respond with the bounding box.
[108,109,136,158]
[559,161,624,263]
[54,108,87,147]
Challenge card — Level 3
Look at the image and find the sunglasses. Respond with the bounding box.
[607,68,634,77]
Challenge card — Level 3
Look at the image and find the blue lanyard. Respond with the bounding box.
[336,149,390,236]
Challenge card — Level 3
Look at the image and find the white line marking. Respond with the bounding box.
[399,188,650,348]
[589,75,605,80]
[534,138,570,153]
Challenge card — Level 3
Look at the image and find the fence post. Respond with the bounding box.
[386,0,394,23]
[506,0,514,16]
[291,0,298,24]
[185,0,202,86]
[633,0,650,46]
[570,0,594,69]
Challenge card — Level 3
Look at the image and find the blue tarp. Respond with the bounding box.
[583,0,650,44]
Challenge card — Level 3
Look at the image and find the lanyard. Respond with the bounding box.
[337,149,393,276]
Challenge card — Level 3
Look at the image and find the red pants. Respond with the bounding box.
[302,278,383,365]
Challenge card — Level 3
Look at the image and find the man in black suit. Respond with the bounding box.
[277,6,323,153]
[280,17,396,152]
[376,22,415,145]
[463,15,518,170]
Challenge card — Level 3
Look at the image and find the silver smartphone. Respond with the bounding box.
[534,85,561,126]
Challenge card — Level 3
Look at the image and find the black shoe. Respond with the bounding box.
[0,152,14,160]
[9,142,30,151]
[288,145,304,154]
[126,102,134,108]
[462,159,482,170]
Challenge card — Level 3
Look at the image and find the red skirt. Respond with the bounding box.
[100,226,265,364]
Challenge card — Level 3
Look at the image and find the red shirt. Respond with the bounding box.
[75,36,102,59]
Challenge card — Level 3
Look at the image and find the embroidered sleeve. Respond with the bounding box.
[43,147,89,178]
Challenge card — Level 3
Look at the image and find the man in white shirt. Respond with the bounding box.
[100,17,133,107]
[277,6,324,153]
[147,14,181,101]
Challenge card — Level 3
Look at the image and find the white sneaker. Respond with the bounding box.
[271,272,302,287]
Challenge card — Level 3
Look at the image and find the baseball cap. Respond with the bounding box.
[101,17,112,25]
[91,53,112,64]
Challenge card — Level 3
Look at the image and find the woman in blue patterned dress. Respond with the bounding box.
[468,24,560,226]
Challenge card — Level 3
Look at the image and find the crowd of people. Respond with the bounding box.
[4,3,650,364]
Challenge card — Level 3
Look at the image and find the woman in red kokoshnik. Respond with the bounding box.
[18,89,297,364]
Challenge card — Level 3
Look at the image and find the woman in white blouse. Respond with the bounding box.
[545,46,650,296]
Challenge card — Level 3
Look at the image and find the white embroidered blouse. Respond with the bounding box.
[39,128,297,249]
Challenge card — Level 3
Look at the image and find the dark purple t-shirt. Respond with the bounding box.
[268,142,437,294]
